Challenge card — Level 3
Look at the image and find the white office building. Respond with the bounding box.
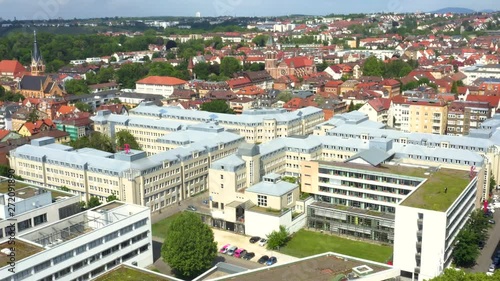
[0,201,152,281]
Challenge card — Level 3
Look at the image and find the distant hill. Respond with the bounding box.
[481,9,496,13]
[431,7,476,14]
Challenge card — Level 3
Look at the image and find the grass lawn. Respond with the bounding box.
[152,212,184,239]
[281,230,393,263]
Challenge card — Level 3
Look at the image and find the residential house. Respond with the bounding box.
[0,130,22,142]
[229,97,255,114]
[388,96,448,134]
[381,79,401,97]
[324,80,344,96]
[54,112,93,141]
[11,107,49,131]
[18,119,55,137]
[447,101,491,136]
[0,60,26,79]
[96,104,128,115]
[358,98,391,124]
[135,76,188,97]
[339,80,360,95]
[324,65,343,80]
[89,82,119,93]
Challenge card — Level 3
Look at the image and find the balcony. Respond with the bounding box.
[417,229,422,237]
[415,252,421,259]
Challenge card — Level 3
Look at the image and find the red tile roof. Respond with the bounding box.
[0,60,26,75]
[0,130,11,140]
[283,57,314,68]
[136,76,187,86]
[57,105,78,115]
[466,95,500,108]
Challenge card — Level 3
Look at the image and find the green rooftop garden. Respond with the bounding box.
[398,168,471,212]
[94,266,176,281]
[0,240,44,267]
[0,180,71,199]
[281,229,392,263]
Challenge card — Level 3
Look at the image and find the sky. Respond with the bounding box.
[0,0,498,20]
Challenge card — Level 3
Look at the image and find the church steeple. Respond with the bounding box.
[31,30,45,76]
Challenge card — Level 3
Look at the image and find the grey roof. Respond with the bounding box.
[347,149,393,166]
[129,103,323,126]
[245,179,298,197]
[316,111,385,129]
[76,148,114,158]
[19,75,46,91]
[211,154,245,172]
[157,129,243,148]
[237,143,260,157]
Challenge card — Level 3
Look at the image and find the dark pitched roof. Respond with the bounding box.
[19,75,47,91]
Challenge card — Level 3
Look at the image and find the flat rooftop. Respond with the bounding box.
[0,179,72,200]
[319,161,471,212]
[212,253,392,281]
[93,265,180,281]
[0,240,44,266]
[94,201,124,212]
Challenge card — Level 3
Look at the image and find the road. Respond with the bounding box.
[472,208,500,273]
[151,192,210,224]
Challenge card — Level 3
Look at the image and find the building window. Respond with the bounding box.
[17,219,32,232]
[220,174,224,179]
[257,195,268,207]
[134,219,147,229]
[34,214,47,226]
[53,250,74,265]
[221,184,224,189]
[287,193,293,205]
[34,260,51,273]
[88,238,103,249]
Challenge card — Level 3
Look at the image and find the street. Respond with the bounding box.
[151,192,211,224]
[472,208,500,273]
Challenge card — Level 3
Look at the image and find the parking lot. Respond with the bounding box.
[212,228,299,265]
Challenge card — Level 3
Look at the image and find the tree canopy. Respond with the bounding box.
[220,56,241,77]
[65,79,90,95]
[106,194,118,202]
[276,90,293,103]
[161,212,217,279]
[200,100,234,114]
[70,132,115,153]
[429,268,500,280]
[362,56,384,77]
[115,130,141,151]
[452,210,491,267]
[74,101,93,113]
[266,225,290,250]
[87,196,101,209]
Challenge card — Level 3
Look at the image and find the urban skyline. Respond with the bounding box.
[0,0,499,20]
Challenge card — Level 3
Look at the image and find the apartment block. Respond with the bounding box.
[106,101,325,143]
[9,134,242,212]
[0,201,152,281]
[0,178,81,239]
[389,97,448,134]
[446,100,491,136]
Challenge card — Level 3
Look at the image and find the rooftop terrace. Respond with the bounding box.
[93,265,180,281]
[212,253,393,281]
[319,161,472,212]
[0,179,71,200]
[0,240,44,266]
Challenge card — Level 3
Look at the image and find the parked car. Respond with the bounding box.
[227,246,238,256]
[266,256,277,266]
[187,205,197,211]
[202,200,209,205]
[489,219,496,224]
[258,238,268,246]
[489,263,496,273]
[258,255,269,264]
[234,248,245,258]
[219,244,231,254]
[249,236,261,243]
[242,252,255,260]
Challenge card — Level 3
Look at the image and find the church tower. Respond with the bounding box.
[30,30,45,76]
[264,35,278,77]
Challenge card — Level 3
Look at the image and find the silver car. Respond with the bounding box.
[226,246,238,256]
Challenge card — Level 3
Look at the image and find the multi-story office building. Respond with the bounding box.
[92,110,244,155]
[461,64,500,85]
[0,178,81,239]
[0,201,152,281]
[446,101,491,136]
[99,101,325,144]
[9,133,243,212]
[388,97,448,134]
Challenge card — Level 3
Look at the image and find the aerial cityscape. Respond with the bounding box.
[1,2,500,281]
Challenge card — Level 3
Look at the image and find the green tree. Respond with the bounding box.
[106,194,118,202]
[451,81,458,94]
[27,109,39,123]
[266,225,290,250]
[200,100,234,114]
[277,90,293,103]
[60,186,70,192]
[316,62,329,72]
[220,57,241,77]
[65,79,90,95]
[193,62,210,80]
[115,130,141,150]
[453,227,481,267]
[161,212,217,279]
[490,176,497,194]
[252,35,269,47]
[348,101,355,112]
[97,66,115,83]
[70,132,115,153]
[116,63,148,89]
[74,102,93,113]
[0,165,11,177]
[87,196,101,208]
[281,176,297,184]
[429,268,500,280]
[362,56,384,77]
